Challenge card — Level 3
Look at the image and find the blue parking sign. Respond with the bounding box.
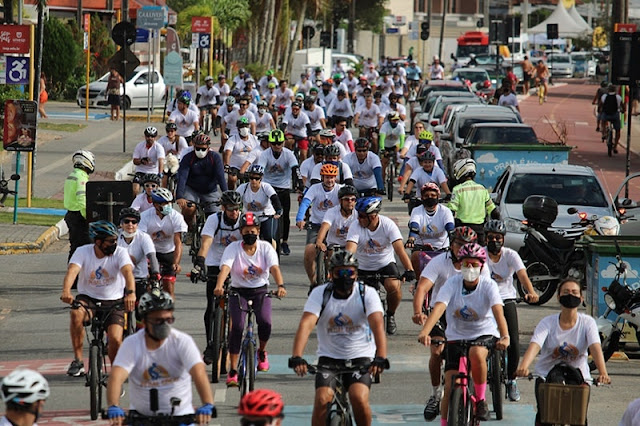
[6,56,28,84]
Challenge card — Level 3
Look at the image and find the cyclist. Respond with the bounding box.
[139,188,188,297]
[157,122,188,161]
[215,74,230,104]
[399,142,431,195]
[448,158,499,245]
[364,63,379,85]
[592,80,609,133]
[378,112,405,182]
[243,78,260,104]
[300,143,324,190]
[533,60,549,102]
[106,289,215,425]
[418,243,510,423]
[222,96,256,142]
[61,220,136,377]
[214,212,287,386]
[64,150,94,262]
[218,97,239,142]
[355,76,371,102]
[333,116,355,153]
[317,128,348,159]
[386,93,407,122]
[344,69,358,101]
[296,164,344,287]
[318,81,336,113]
[237,164,283,246]
[176,133,227,227]
[281,100,312,161]
[405,183,454,273]
[303,95,326,143]
[130,174,158,213]
[132,126,165,195]
[406,60,422,89]
[309,144,353,186]
[326,90,354,128]
[375,70,393,97]
[273,80,294,117]
[354,95,383,152]
[345,196,416,335]
[343,138,384,197]
[392,71,408,101]
[601,84,624,153]
[0,368,49,426]
[373,91,390,119]
[484,219,539,402]
[429,57,445,80]
[196,75,220,126]
[258,69,279,98]
[238,389,285,426]
[232,68,249,91]
[239,131,271,174]
[294,72,312,96]
[403,151,450,203]
[290,249,389,426]
[168,91,200,143]
[515,279,611,424]
[256,100,276,134]
[224,117,259,190]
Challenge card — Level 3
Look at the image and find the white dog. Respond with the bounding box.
[164,153,180,175]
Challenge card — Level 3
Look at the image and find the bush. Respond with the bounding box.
[42,18,81,100]
[245,62,268,81]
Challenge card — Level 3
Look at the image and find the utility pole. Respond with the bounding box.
[438,0,447,61]
[523,0,528,35]
[347,0,355,53]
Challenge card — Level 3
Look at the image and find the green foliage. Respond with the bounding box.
[42,18,81,99]
[327,0,385,33]
[528,8,552,28]
[244,62,267,80]
[0,86,27,116]
[212,0,251,31]
[176,4,221,46]
[167,0,201,14]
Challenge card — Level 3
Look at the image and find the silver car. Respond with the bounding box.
[547,54,574,78]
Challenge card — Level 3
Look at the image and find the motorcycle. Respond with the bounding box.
[0,171,19,207]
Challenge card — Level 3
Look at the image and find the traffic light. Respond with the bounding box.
[320,30,330,48]
[547,23,559,40]
[490,21,506,44]
[421,21,430,41]
[332,30,338,49]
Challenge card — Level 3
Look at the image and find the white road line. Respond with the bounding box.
[575,121,589,125]
[214,388,226,403]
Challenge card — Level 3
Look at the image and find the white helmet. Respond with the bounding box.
[453,158,476,181]
[1,368,50,404]
[72,150,95,173]
[594,216,620,236]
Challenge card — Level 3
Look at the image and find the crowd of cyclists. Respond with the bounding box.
[52,57,616,425]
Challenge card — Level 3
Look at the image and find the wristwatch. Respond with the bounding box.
[124,289,134,295]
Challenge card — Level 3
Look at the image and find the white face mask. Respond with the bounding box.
[122,230,136,238]
[461,265,481,282]
[258,108,267,115]
[195,149,207,159]
[239,127,250,137]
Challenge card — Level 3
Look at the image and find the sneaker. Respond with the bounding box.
[475,399,490,421]
[423,395,440,421]
[67,359,85,377]
[258,350,270,371]
[386,314,397,335]
[281,242,291,256]
[203,346,214,365]
[226,371,239,387]
[507,380,521,402]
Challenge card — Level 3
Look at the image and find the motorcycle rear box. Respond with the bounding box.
[523,195,558,226]
[539,382,590,425]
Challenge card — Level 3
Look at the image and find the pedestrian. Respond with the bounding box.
[38,72,48,118]
[0,368,50,426]
[521,55,534,95]
[64,150,95,262]
[498,83,520,112]
[106,67,123,121]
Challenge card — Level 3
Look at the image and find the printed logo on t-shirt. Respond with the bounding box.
[553,342,580,361]
[89,266,113,287]
[327,312,358,333]
[248,200,265,211]
[220,233,239,247]
[335,225,350,237]
[454,305,480,322]
[141,362,176,386]
[422,223,438,235]
[244,264,263,279]
[320,199,336,211]
[268,164,284,175]
[490,271,505,282]
[363,238,384,254]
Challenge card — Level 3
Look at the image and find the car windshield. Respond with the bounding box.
[457,45,490,57]
[434,99,481,119]
[475,55,502,65]
[454,70,488,83]
[505,173,609,207]
[572,53,588,61]
[467,127,538,145]
[458,116,518,139]
[550,55,571,63]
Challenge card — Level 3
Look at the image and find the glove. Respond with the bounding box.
[191,256,206,283]
[195,403,215,417]
[371,356,390,370]
[158,172,164,178]
[288,356,308,369]
[276,210,283,216]
[107,405,126,419]
[224,164,230,173]
[402,270,417,282]
[402,193,411,201]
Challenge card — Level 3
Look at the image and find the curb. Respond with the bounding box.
[125,114,165,122]
[0,218,68,255]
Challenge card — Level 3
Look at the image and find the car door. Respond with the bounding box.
[130,71,150,107]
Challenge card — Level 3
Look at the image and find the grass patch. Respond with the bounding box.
[37,122,87,132]
[2,197,66,209]
[0,212,60,226]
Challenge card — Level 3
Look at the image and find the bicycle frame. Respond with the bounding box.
[308,364,368,426]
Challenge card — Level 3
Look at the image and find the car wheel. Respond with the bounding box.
[122,97,131,110]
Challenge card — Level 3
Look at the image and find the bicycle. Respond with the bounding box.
[125,391,214,425]
[382,149,396,202]
[314,244,343,290]
[185,200,219,264]
[603,119,614,157]
[201,107,215,136]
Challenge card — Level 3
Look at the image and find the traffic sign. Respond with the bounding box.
[302,25,315,39]
[386,27,399,34]
[198,33,210,48]
[164,51,183,86]
[136,28,149,43]
[392,15,406,26]
[83,32,88,51]
[107,47,140,78]
[615,23,637,33]
[84,14,90,31]
[111,21,136,47]
[6,56,28,84]
[137,6,165,30]
[191,16,211,33]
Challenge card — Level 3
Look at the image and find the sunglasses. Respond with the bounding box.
[102,238,117,244]
[239,103,248,107]
[121,219,138,225]
[144,183,158,189]
[271,142,284,146]
[486,235,504,241]
[335,268,355,278]
[461,260,483,268]
[225,206,240,212]
[195,147,208,152]
[249,176,262,180]
[146,316,175,326]
[356,149,368,153]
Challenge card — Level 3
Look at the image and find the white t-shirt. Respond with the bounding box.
[486,248,525,300]
[409,204,454,249]
[344,76,359,93]
[233,75,247,91]
[430,64,445,80]
[406,139,443,161]
[169,109,200,138]
[436,274,503,341]
[335,130,354,153]
[498,93,519,108]
[258,148,298,189]
[224,135,259,169]
[346,215,402,271]
[282,111,310,138]
[531,313,599,380]
[379,122,405,147]
[376,101,390,117]
[409,166,447,189]
[217,104,238,120]
[322,205,358,247]
[303,183,343,224]
[118,231,156,278]
[237,182,277,218]
[300,157,319,188]
[258,76,279,95]
[274,88,294,108]
[327,98,354,118]
[197,84,220,106]
[305,282,383,359]
[310,161,353,183]
[244,144,266,166]
[216,82,230,102]
[70,244,133,300]
[131,193,154,213]
[157,135,189,160]
[343,152,381,191]
[113,328,202,416]
[375,78,393,96]
[139,209,188,254]
[355,103,382,128]
[304,106,326,131]
[201,212,242,266]
[220,240,279,288]
[255,112,273,133]
[133,141,166,174]
[224,110,256,137]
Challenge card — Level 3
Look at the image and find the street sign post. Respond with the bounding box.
[137,6,165,30]
[191,16,212,33]
[0,25,30,54]
[163,51,183,86]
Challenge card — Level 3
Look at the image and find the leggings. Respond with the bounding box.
[274,187,291,242]
[259,217,279,245]
[228,286,272,354]
[503,299,520,379]
[204,266,221,343]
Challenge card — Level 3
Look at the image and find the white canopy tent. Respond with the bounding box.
[528,1,590,37]
[567,5,593,33]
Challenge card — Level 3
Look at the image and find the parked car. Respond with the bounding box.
[415,91,477,126]
[463,123,538,146]
[570,51,597,78]
[547,53,574,78]
[332,53,362,73]
[417,94,483,128]
[491,163,615,250]
[412,80,473,122]
[77,67,166,110]
[452,68,494,99]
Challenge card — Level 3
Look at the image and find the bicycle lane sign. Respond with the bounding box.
[6,56,28,84]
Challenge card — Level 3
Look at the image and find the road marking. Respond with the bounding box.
[0,308,10,320]
[542,118,556,124]
[48,112,110,121]
[214,388,226,403]
[575,121,589,126]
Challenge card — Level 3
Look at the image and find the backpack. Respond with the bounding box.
[603,94,618,115]
[317,281,367,323]
[214,212,239,238]
[546,362,585,385]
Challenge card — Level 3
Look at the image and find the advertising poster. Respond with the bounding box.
[3,99,37,151]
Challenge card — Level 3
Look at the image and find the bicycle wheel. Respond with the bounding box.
[89,345,101,420]
[210,304,224,383]
[328,410,347,426]
[240,343,256,397]
[489,350,503,420]
[517,261,556,305]
[607,128,613,157]
[447,387,468,426]
[386,163,394,202]
[204,114,212,135]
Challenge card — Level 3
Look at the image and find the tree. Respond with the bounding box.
[166,0,200,14]
[41,17,80,97]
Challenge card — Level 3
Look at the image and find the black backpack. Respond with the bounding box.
[603,94,618,115]
[546,362,585,385]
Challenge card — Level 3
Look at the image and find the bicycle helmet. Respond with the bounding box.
[319,128,335,140]
[137,288,174,318]
[89,220,118,241]
[457,243,487,264]
[239,68,246,74]
[225,96,236,106]
[329,248,359,269]
[484,219,507,235]
[1,368,50,404]
[337,89,346,96]
[380,70,389,76]
[238,389,284,418]
[594,216,620,236]
[193,133,211,145]
[220,190,242,207]
[419,151,436,162]
[388,112,400,121]
[178,91,191,105]
[421,182,440,197]
[338,185,358,199]
[257,131,271,141]
[204,75,213,82]
[218,74,226,80]
[333,73,342,80]
[418,130,434,141]
[355,138,370,150]
[304,95,316,104]
[292,101,302,109]
[267,82,277,89]
[240,212,259,228]
[295,92,305,101]
[265,69,274,77]
[320,163,339,177]
[323,145,341,157]
[142,173,161,185]
[72,150,95,173]
[248,164,265,175]
[245,77,254,84]
[453,158,476,181]
[257,100,268,108]
[313,144,325,155]
[118,207,141,223]
[150,187,174,203]
[450,226,478,244]
[269,129,285,143]
[237,117,250,128]
[359,75,367,81]
[165,122,177,131]
[355,196,382,214]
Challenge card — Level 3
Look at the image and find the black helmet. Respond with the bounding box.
[165,122,177,131]
[484,219,507,235]
[221,191,242,207]
[329,248,359,269]
[355,138,370,149]
[137,288,174,318]
[312,144,325,155]
[338,185,358,199]
[323,144,341,157]
[118,207,141,223]
[419,151,436,162]
[142,173,161,185]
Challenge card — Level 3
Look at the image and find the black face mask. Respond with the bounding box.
[487,240,503,255]
[333,276,355,295]
[559,294,581,309]
[422,198,438,209]
[242,233,258,245]
[101,242,117,256]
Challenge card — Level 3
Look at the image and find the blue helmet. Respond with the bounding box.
[355,196,382,214]
[89,220,118,241]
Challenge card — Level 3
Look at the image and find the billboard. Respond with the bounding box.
[3,100,37,152]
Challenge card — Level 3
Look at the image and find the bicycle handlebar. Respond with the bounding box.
[126,412,197,425]
[518,373,601,387]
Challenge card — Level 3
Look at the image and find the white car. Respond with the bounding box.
[547,54,574,78]
[77,66,166,110]
[492,164,616,250]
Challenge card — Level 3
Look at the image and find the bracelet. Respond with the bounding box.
[413,312,421,316]
[278,284,286,289]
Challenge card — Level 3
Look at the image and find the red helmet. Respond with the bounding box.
[238,389,284,418]
[240,212,259,228]
[450,226,477,244]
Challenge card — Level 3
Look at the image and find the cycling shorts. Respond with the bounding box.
[358,262,401,289]
[75,294,125,328]
[306,222,321,244]
[602,113,621,130]
[156,251,177,277]
[315,357,372,390]
[444,335,495,372]
[429,313,447,339]
[132,172,147,184]
[183,186,220,214]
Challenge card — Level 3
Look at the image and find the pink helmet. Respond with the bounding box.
[457,243,487,264]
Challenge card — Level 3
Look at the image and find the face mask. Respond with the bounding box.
[195,149,207,159]
[239,127,250,137]
[390,122,398,128]
[422,198,438,209]
[101,242,117,256]
[242,233,258,245]
[487,240,503,255]
[259,108,267,114]
[461,265,481,282]
[333,276,355,293]
[147,322,171,341]
[161,204,173,216]
[122,230,136,238]
[559,294,581,309]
